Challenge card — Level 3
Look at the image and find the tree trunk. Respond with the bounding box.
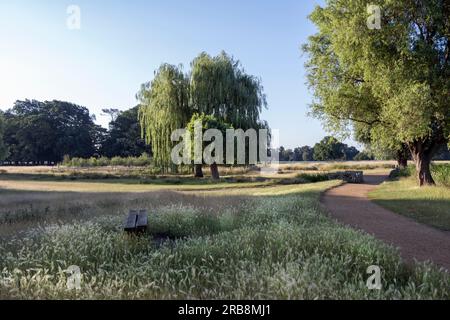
[397,157,408,169]
[396,144,409,169]
[414,156,435,186]
[210,163,220,180]
[194,164,204,178]
[409,141,437,187]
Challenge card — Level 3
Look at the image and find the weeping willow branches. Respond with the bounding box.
[138,64,190,167]
[190,52,267,130]
[138,52,268,169]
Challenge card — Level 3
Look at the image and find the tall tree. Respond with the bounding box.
[303,0,450,186]
[3,100,103,162]
[138,64,191,169]
[0,112,8,161]
[298,146,314,161]
[313,136,348,161]
[101,106,150,158]
[101,108,121,122]
[138,52,268,177]
[189,52,267,177]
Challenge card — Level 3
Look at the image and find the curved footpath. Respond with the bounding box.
[321,174,450,271]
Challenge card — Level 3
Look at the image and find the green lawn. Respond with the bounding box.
[369,177,450,231]
[1,179,449,299]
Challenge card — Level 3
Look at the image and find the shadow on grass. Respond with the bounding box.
[372,198,450,231]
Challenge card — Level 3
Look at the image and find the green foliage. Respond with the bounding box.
[138,64,191,168]
[101,106,150,158]
[62,153,152,167]
[313,136,355,161]
[190,52,267,129]
[303,0,450,184]
[0,112,8,161]
[298,146,314,161]
[3,100,104,162]
[295,173,330,183]
[354,151,374,161]
[432,164,450,188]
[186,113,232,134]
[185,113,233,163]
[1,183,449,299]
[138,52,268,170]
[389,163,450,188]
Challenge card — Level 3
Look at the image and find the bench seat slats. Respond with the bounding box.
[124,209,148,233]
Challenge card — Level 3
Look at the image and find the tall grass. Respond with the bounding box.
[0,182,449,299]
[432,164,450,187]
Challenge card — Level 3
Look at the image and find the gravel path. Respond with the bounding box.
[322,174,450,271]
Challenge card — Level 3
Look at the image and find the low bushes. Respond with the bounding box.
[62,153,153,168]
[432,164,450,187]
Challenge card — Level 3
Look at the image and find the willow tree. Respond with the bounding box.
[303,0,450,186]
[189,52,267,177]
[138,64,190,170]
[138,52,267,177]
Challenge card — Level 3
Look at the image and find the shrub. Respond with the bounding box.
[61,154,153,168]
[296,173,330,183]
[432,164,450,187]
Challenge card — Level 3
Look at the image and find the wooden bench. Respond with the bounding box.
[124,210,148,233]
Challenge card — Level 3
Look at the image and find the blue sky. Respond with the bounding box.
[0,0,357,148]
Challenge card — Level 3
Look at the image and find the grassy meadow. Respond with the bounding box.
[0,163,449,299]
[369,164,450,231]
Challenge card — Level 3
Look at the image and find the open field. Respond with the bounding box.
[1,164,450,299]
[0,160,405,177]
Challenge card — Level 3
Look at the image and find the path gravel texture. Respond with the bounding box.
[322,174,450,271]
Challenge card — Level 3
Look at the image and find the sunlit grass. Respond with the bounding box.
[0,180,449,299]
[369,176,450,231]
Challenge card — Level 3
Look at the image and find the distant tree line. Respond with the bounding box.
[278,136,450,162]
[278,136,365,162]
[0,100,150,163]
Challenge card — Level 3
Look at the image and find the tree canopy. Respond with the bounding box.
[313,136,359,161]
[138,51,268,175]
[101,106,150,158]
[303,0,450,185]
[138,64,191,168]
[3,100,104,162]
[190,52,267,130]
